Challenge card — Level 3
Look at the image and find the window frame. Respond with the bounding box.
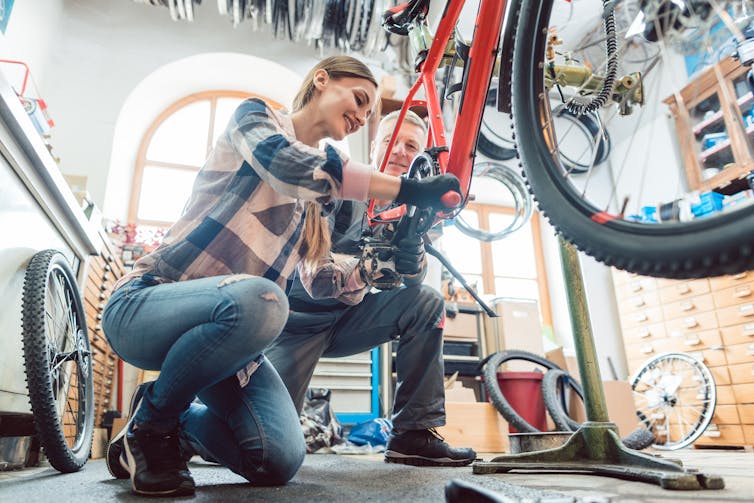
[128,90,283,226]
[455,202,553,328]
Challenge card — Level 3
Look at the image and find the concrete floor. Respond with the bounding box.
[0,448,751,502]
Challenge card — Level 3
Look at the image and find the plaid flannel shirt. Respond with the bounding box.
[116,98,373,292]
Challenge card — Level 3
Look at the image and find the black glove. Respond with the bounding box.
[395,173,461,209]
[394,235,425,275]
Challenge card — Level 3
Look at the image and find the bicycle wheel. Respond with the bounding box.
[630,352,716,450]
[481,350,563,433]
[22,249,94,472]
[510,0,754,278]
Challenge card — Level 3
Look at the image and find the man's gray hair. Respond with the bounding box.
[376,109,428,144]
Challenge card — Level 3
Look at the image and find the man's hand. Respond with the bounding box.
[394,235,425,275]
[395,173,461,209]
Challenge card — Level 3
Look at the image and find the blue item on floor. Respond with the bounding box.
[347,418,393,447]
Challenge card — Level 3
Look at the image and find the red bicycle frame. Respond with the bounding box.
[368,0,508,223]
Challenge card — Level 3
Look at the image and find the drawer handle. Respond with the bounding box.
[738,304,754,317]
[702,430,721,438]
[684,317,699,328]
[630,281,643,293]
[751,364,754,376]
[743,323,754,335]
[684,337,701,346]
[670,330,683,338]
[677,284,691,295]
[94,324,101,332]
[100,283,108,291]
[709,345,724,351]
[733,273,748,280]
[631,296,645,307]
[634,312,649,323]
[747,344,754,356]
[99,293,107,301]
[734,287,752,298]
[104,264,111,272]
[641,344,654,354]
[680,301,695,311]
[102,273,110,281]
[638,328,651,338]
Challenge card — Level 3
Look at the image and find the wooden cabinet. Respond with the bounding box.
[613,268,754,448]
[82,232,125,427]
[664,56,754,193]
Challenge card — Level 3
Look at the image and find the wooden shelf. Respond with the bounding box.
[693,92,754,137]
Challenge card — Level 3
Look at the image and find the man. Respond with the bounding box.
[265,110,476,467]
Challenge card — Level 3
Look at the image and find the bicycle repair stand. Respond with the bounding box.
[472,237,724,490]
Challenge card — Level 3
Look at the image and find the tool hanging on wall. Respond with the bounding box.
[0,59,54,136]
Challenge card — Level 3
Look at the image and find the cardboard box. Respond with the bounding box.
[443,311,479,341]
[437,402,509,453]
[90,428,109,459]
[111,417,129,441]
[560,380,638,437]
[482,298,543,368]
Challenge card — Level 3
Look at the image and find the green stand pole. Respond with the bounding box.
[472,237,724,490]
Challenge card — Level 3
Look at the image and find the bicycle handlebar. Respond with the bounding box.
[441,190,462,209]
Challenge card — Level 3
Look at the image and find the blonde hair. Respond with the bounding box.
[296,56,377,270]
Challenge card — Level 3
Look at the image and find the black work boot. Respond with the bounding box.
[384,428,476,467]
[124,423,195,496]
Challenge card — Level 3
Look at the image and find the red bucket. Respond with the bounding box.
[495,371,547,433]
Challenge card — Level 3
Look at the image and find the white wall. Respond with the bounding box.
[0,0,63,89]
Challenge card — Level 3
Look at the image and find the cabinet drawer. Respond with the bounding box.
[686,348,728,368]
[664,311,718,335]
[744,425,754,445]
[658,279,710,303]
[709,365,731,386]
[665,329,722,352]
[621,307,663,329]
[732,382,754,404]
[711,404,741,424]
[717,302,754,327]
[709,271,754,292]
[622,323,666,343]
[728,362,754,384]
[725,341,754,365]
[738,404,754,423]
[713,281,754,309]
[613,270,655,289]
[615,278,659,300]
[662,294,714,321]
[694,424,744,445]
[715,385,736,405]
[617,291,662,313]
[624,338,675,360]
[720,322,754,346]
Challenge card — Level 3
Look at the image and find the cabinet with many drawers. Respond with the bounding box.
[613,269,754,447]
[82,231,125,427]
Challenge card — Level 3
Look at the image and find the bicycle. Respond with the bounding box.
[21,249,95,473]
[366,0,754,280]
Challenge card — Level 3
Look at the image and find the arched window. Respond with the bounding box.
[128,91,283,226]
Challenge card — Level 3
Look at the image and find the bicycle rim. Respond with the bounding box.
[630,352,716,450]
[22,250,94,472]
[512,0,754,278]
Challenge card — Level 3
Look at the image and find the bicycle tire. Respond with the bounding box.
[630,352,716,450]
[481,350,563,433]
[541,369,584,432]
[22,249,94,472]
[510,0,754,279]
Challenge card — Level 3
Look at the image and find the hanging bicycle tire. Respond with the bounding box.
[22,249,94,473]
[481,350,563,433]
[630,352,716,450]
[509,0,754,279]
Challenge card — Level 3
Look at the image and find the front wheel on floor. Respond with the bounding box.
[22,249,95,472]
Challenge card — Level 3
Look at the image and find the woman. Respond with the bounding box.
[102,55,459,497]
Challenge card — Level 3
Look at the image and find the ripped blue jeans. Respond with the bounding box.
[102,274,305,485]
